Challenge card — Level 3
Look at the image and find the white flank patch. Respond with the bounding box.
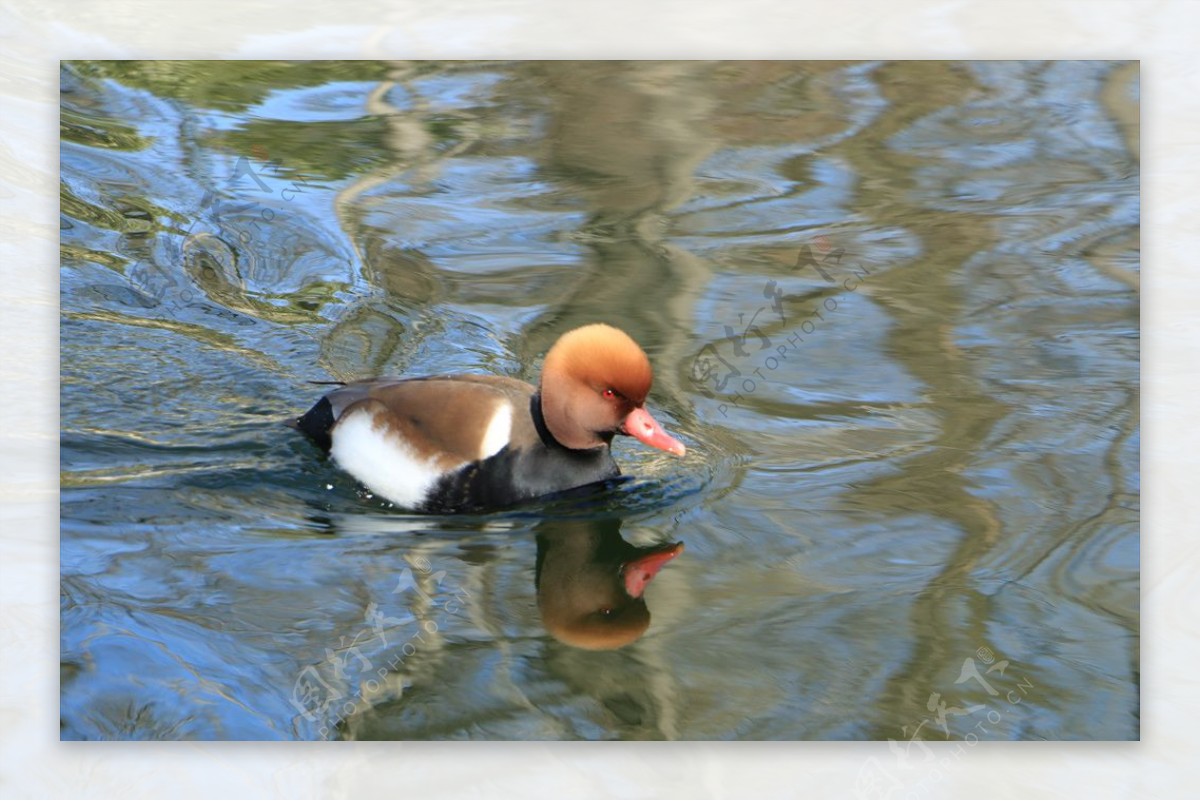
[330,410,456,509]
[479,402,512,460]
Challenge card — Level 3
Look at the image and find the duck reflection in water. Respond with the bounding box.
[534,517,683,650]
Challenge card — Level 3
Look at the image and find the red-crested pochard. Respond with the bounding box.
[294,324,687,513]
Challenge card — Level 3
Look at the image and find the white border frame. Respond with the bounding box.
[5,0,1192,797]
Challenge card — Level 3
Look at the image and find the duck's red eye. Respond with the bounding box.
[602,388,616,399]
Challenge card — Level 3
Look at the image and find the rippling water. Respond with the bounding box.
[60,60,1139,742]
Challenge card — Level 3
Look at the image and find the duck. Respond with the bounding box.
[536,517,684,650]
[294,323,687,513]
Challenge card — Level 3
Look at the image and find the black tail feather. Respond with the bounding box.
[293,396,335,452]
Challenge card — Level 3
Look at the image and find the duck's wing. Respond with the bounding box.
[297,375,536,465]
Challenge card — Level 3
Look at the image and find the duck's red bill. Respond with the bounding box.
[623,407,687,457]
[623,542,685,598]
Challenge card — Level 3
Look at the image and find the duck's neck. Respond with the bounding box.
[532,392,612,453]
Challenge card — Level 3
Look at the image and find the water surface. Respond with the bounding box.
[60,60,1139,743]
